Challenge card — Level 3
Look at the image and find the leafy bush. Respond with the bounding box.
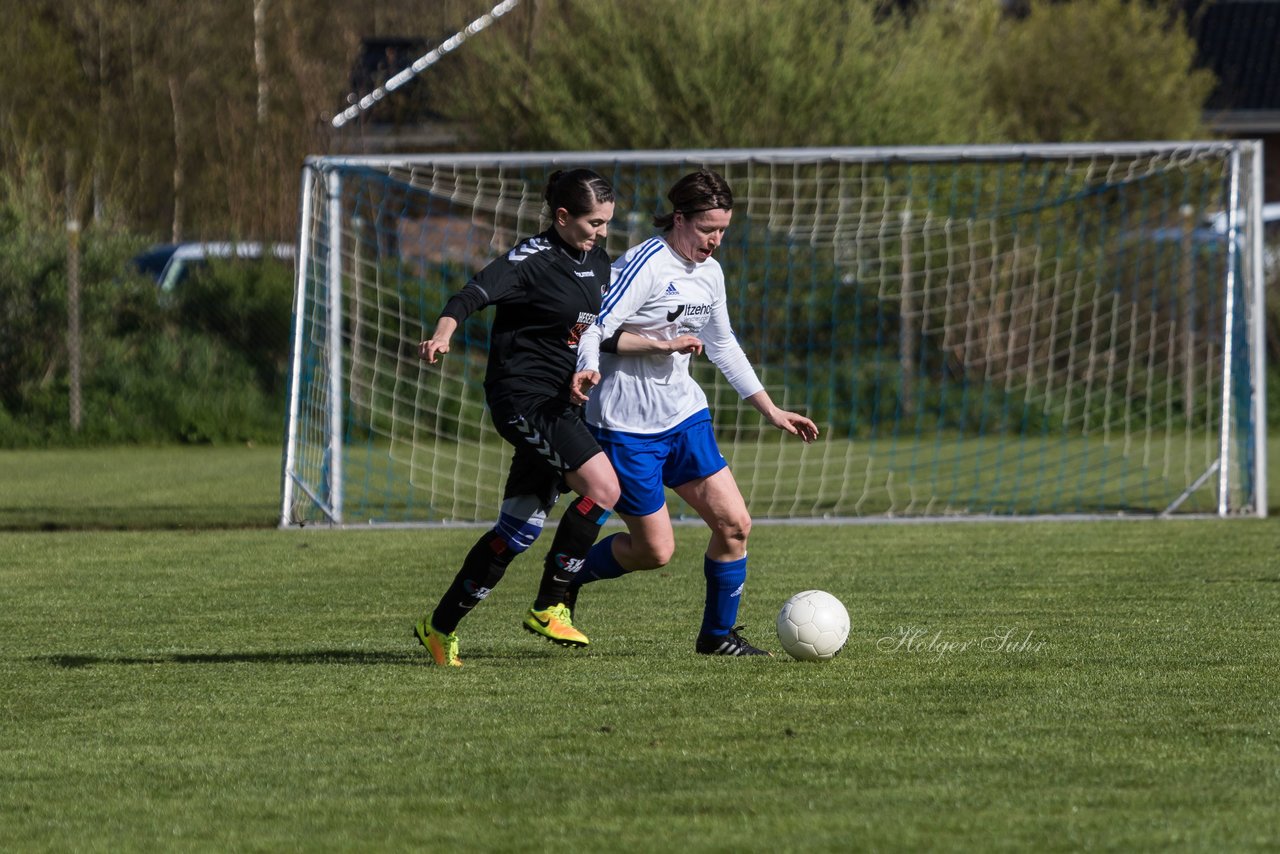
[0,209,294,446]
[451,0,1002,151]
[983,0,1214,142]
[174,256,295,397]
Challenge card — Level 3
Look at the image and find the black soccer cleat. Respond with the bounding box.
[696,626,772,657]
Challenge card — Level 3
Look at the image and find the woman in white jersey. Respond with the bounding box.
[570,170,818,656]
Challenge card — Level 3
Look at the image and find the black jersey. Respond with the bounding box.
[439,226,610,405]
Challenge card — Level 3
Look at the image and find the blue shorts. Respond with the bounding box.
[590,411,727,517]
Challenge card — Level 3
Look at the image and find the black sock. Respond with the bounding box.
[430,530,518,633]
[533,495,610,610]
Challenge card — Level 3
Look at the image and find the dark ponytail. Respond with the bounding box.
[652,170,734,231]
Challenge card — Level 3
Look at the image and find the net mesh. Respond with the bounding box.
[282,145,1263,525]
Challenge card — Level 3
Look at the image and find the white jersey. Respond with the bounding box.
[576,236,763,435]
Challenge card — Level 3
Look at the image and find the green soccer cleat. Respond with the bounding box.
[522,603,589,648]
[414,617,462,667]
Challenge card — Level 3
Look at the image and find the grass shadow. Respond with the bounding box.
[40,650,423,668]
[37,646,572,669]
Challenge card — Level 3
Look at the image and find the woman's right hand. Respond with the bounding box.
[666,335,703,356]
[419,318,459,364]
[419,338,450,363]
[570,370,600,405]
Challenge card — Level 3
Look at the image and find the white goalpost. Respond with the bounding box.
[280,143,1268,527]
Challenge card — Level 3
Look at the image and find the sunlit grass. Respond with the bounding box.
[3,519,1279,849]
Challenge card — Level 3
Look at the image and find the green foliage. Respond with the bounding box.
[78,331,281,445]
[0,11,90,161]
[0,197,293,446]
[0,218,66,416]
[1266,263,1280,370]
[0,0,1228,239]
[984,0,1215,141]
[0,0,1258,451]
[454,0,1004,150]
[175,257,295,396]
[0,1,483,239]
[448,0,1216,151]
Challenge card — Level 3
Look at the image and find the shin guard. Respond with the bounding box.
[429,530,518,633]
[701,554,748,637]
[533,495,611,610]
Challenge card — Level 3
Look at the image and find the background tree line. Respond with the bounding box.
[0,0,1241,445]
[0,0,1215,239]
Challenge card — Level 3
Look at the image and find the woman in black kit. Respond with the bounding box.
[414,168,620,667]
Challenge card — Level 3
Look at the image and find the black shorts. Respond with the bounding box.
[490,397,602,506]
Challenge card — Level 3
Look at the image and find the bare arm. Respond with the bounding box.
[571,330,703,404]
[614,330,703,356]
[744,389,820,443]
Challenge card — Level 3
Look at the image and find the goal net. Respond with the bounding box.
[281,144,1268,526]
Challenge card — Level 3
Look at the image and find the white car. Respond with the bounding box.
[1144,202,1280,281]
[132,242,295,292]
[1205,203,1280,280]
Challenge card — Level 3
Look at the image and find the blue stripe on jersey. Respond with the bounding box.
[601,237,663,317]
[600,237,665,320]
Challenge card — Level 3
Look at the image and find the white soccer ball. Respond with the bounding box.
[776,590,850,662]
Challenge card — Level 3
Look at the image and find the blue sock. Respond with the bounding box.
[573,533,630,588]
[701,554,748,637]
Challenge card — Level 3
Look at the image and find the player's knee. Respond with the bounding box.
[590,478,621,510]
[579,462,621,509]
[570,455,621,510]
[494,495,552,554]
[631,538,675,570]
[718,512,751,549]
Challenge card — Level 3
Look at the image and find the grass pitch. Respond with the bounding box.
[3,501,1279,849]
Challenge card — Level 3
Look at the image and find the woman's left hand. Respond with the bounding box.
[768,409,820,443]
[570,370,601,405]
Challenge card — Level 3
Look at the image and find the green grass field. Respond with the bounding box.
[288,429,1263,526]
[2,446,1279,850]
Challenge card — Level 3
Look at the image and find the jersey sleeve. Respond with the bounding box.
[439,283,487,322]
[702,271,764,399]
[576,322,604,372]
[439,252,527,322]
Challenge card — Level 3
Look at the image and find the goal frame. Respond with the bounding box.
[281,142,1268,527]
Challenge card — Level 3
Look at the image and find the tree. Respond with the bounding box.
[983,0,1215,142]
[444,0,1004,151]
[0,0,1224,240]
[440,0,1217,152]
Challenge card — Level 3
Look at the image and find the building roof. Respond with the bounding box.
[1187,0,1280,128]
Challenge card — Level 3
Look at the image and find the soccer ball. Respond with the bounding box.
[776,590,850,661]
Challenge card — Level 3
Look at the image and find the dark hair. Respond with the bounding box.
[653,170,734,231]
[544,168,615,217]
